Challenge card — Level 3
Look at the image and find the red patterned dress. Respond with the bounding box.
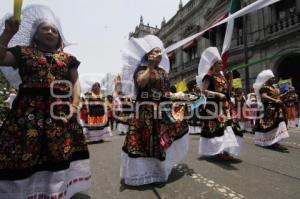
[254,85,289,146]
[199,73,244,156]
[283,90,297,128]
[231,92,252,131]
[0,46,91,199]
[121,65,189,186]
[83,92,110,142]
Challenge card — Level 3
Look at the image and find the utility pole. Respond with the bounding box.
[243,7,250,93]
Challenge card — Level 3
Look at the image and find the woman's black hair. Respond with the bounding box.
[141,53,149,64]
[106,95,113,102]
[92,82,101,87]
[132,51,150,95]
[232,70,241,79]
[187,80,197,92]
[170,85,177,93]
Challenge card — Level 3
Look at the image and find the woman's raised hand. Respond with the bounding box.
[4,17,20,36]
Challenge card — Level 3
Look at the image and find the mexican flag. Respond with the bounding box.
[221,0,241,70]
[165,0,280,53]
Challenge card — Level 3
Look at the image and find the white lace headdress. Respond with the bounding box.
[196,47,222,90]
[0,4,71,88]
[253,69,275,104]
[121,35,170,98]
[79,73,106,94]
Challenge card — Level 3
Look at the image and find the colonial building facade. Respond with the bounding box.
[129,16,160,38]
[129,0,300,93]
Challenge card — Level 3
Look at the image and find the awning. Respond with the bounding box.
[203,12,228,39]
[182,39,197,51]
[209,13,228,27]
[168,52,175,60]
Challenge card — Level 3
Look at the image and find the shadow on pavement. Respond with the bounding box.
[262,147,290,153]
[70,193,91,199]
[119,164,187,198]
[172,164,196,178]
[87,140,112,145]
[119,180,163,199]
[198,156,242,170]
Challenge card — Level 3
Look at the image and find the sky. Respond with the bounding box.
[0,0,189,76]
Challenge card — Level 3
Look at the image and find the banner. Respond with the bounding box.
[165,0,281,53]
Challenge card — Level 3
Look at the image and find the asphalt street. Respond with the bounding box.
[73,128,300,199]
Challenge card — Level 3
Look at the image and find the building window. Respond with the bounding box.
[270,0,299,33]
[168,52,176,70]
[219,24,227,47]
[276,0,296,20]
[235,17,244,45]
[209,30,217,46]
[187,48,197,62]
[182,40,198,63]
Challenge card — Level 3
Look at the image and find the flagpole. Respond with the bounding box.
[243,8,250,93]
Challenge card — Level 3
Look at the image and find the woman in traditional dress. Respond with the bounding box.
[187,80,202,135]
[106,95,115,132]
[112,75,130,135]
[120,35,189,186]
[115,96,133,136]
[196,47,243,160]
[245,90,258,133]
[283,86,297,128]
[253,70,289,150]
[231,87,251,132]
[0,5,91,198]
[84,82,110,142]
[79,93,89,127]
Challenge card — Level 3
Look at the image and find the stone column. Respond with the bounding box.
[296,0,300,13]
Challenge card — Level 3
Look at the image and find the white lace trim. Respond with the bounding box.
[188,125,202,134]
[239,121,253,132]
[116,123,129,134]
[255,121,289,146]
[0,159,91,199]
[83,127,110,142]
[199,126,242,156]
[120,133,189,186]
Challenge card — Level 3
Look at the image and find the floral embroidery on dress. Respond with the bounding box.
[200,73,244,138]
[0,47,88,177]
[122,66,188,161]
[254,85,287,132]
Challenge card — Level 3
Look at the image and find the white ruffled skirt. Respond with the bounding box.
[120,133,189,186]
[199,126,243,156]
[255,121,289,146]
[83,127,110,142]
[188,125,202,135]
[0,160,91,199]
[239,121,253,132]
[116,123,129,135]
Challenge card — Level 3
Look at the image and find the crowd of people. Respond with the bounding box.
[0,4,299,199]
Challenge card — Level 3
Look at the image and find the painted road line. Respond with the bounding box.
[175,164,245,199]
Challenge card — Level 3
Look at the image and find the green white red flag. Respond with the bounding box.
[221,0,241,70]
[165,0,281,54]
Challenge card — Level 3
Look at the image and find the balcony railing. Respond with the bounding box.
[182,57,200,69]
[169,57,199,80]
[269,13,300,34]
